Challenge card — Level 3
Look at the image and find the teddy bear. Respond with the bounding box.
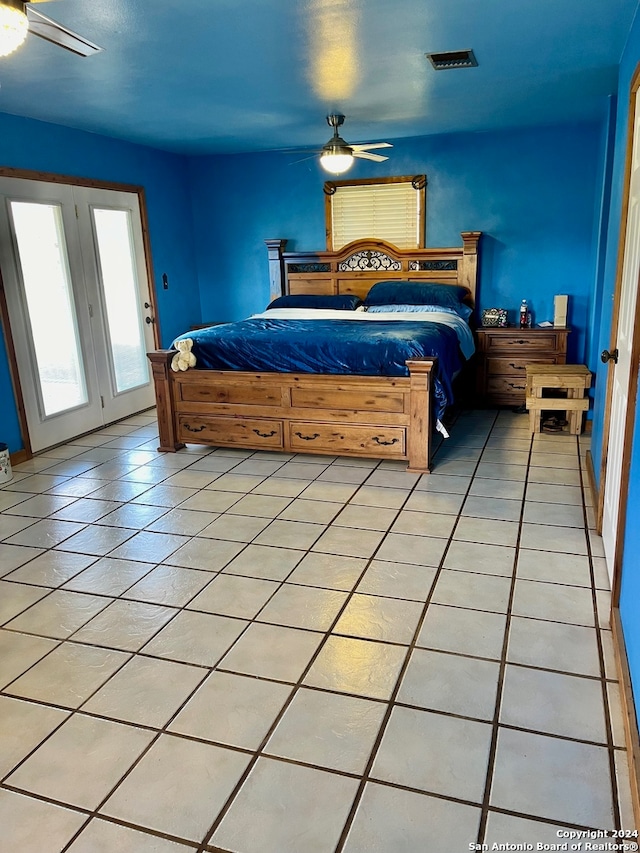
[171,338,197,372]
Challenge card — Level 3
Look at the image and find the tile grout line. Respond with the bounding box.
[192,456,436,852]
[5,449,374,851]
[0,413,627,849]
[331,408,500,853]
[54,450,382,852]
[474,418,534,844]
[0,443,297,850]
[50,448,355,853]
[1,415,486,850]
[577,440,622,830]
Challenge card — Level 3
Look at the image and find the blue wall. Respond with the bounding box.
[621,426,640,700]
[2,42,640,745]
[586,97,618,375]
[591,8,640,702]
[189,122,602,367]
[0,115,607,459]
[0,112,200,453]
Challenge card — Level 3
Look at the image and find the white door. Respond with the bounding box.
[0,178,156,452]
[75,187,157,423]
[601,88,640,585]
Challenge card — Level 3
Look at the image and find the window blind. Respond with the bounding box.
[330,181,420,250]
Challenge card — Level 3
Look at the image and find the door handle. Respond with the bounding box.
[601,348,619,364]
[145,316,155,324]
[144,302,151,309]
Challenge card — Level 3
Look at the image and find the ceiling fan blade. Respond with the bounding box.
[277,147,322,154]
[354,151,389,163]
[26,6,103,56]
[351,142,393,152]
[288,154,320,165]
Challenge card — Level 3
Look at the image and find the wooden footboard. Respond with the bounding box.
[147,351,435,473]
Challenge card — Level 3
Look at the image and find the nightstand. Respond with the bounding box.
[475,327,570,406]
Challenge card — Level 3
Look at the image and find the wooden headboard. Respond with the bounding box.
[265,232,481,304]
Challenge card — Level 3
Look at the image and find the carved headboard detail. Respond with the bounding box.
[265,233,481,304]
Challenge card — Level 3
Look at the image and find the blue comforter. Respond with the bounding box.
[176,317,464,420]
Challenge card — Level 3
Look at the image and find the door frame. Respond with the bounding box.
[597,63,640,607]
[596,64,640,829]
[0,167,160,458]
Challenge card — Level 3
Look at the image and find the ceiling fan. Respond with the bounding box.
[0,0,103,59]
[318,115,392,175]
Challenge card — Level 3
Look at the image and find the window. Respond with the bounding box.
[324,175,426,250]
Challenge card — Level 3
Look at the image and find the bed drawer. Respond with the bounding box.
[179,383,281,407]
[178,416,283,448]
[291,387,405,413]
[288,422,405,457]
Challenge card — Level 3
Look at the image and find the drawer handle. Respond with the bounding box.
[183,423,206,432]
[509,363,525,370]
[507,382,525,389]
[294,431,320,441]
[373,436,399,446]
[510,339,529,345]
[253,429,277,438]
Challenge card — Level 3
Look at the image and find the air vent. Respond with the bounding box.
[426,49,478,70]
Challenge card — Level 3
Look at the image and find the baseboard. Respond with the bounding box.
[585,449,600,531]
[612,607,640,828]
[9,448,28,466]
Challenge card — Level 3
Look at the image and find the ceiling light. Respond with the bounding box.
[320,140,355,174]
[0,0,28,58]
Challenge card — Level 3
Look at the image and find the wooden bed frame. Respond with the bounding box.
[148,233,480,473]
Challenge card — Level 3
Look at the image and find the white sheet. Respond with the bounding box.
[253,307,476,361]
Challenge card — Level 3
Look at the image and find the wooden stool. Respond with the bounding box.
[525,364,591,435]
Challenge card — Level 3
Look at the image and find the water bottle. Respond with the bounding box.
[519,300,529,329]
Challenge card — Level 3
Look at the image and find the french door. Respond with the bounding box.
[0,178,157,452]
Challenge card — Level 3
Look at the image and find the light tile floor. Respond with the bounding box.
[0,408,635,852]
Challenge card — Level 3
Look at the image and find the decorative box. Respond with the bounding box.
[481,308,508,327]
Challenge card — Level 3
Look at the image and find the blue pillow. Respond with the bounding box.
[267,294,362,310]
[366,302,473,321]
[364,281,470,310]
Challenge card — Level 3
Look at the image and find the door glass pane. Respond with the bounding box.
[10,201,88,417]
[92,207,149,393]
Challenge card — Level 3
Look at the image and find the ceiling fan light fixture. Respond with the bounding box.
[320,146,355,174]
[0,0,28,58]
[320,154,355,174]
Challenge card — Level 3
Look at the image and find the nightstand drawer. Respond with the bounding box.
[486,356,558,375]
[487,375,528,397]
[475,327,570,406]
[479,331,566,354]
